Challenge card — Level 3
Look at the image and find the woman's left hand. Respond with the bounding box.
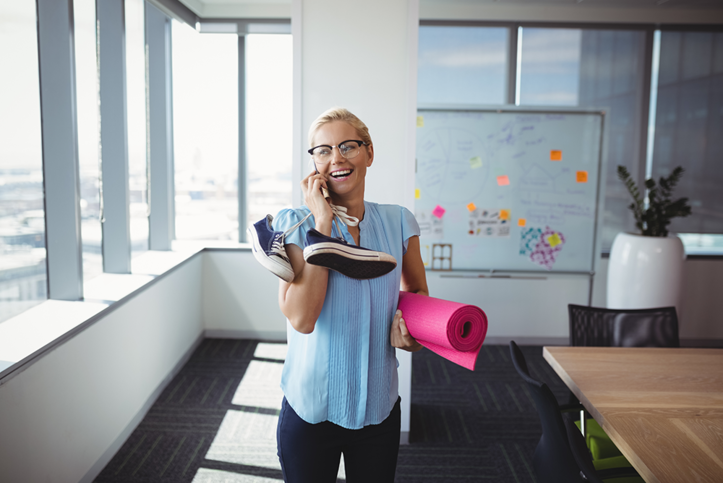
[390,310,423,352]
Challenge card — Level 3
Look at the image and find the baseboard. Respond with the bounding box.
[400,431,409,445]
[204,329,287,342]
[79,333,205,483]
[484,336,568,346]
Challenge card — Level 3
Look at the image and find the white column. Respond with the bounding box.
[292,0,420,442]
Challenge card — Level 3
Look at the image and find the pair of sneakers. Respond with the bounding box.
[247,207,397,283]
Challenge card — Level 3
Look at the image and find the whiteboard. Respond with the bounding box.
[415,107,605,273]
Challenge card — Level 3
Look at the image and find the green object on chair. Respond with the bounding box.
[575,418,622,460]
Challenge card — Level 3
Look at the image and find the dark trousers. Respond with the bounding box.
[276,396,401,483]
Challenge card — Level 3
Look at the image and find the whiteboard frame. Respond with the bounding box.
[415,104,608,281]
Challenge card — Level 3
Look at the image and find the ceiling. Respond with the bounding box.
[177,0,723,22]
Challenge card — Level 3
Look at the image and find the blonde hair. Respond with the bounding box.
[308,107,373,148]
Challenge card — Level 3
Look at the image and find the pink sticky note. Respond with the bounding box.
[497,175,510,186]
[432,205,446,219]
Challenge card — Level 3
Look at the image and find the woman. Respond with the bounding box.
[272,107,429,483]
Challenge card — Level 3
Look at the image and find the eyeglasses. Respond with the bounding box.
[307,140,368,164]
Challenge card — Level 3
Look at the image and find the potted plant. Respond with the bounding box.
[607,166,692,310]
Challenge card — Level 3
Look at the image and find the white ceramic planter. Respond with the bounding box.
[607,232,686,311]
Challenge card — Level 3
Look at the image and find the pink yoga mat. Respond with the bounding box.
[397,291,488,371]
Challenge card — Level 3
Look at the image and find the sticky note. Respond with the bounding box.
[550,150,562,161]
[497,175,510,186]
[467,202,477,212]
[547,233,562,247]
[576,171,588,183]
[432,205,446,219]
[469,156,483,169]
[500,209,510,221]
[417,116,424,127]
[518,218,526,227]
[415,188,421,199]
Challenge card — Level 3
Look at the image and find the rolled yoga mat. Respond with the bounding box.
[397,291,488,371]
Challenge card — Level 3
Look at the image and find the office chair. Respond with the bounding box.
[568,304,679,348]
[567,304,680,459]
[509,341,641,483]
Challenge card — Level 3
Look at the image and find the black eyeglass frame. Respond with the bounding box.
[307,140,368,158]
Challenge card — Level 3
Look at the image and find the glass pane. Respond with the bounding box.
[518,28,582,106]
[418,26,508,105]
[74,0,103,280]
[651,31,723,234]
[0,2,47,323]
[518,28,646,250]
[577,29,647,249]
[246,34,293,228]
[125,0,149,256]
[172,22,239,241]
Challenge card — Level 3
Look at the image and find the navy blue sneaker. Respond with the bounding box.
[247,215,295,283]
[303,228,397,280]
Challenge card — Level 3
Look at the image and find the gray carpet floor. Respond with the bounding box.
[94,339,569,482]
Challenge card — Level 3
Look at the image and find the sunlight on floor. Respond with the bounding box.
[192,468,282,483]
[198,342,345,481]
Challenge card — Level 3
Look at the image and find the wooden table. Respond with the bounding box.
[543,347,723,483]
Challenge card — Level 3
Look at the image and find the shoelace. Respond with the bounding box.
[283,203,359,241]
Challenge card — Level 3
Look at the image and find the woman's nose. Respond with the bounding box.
[331,146,344,163]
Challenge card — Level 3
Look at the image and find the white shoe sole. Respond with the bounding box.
[247,226,295,283]
[303,243,397,279]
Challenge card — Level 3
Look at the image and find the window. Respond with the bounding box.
[172,22,239,241]
[126,0,149,256]
[246,34,293,226]
[74,0,103,280]
[0,1,47,323]
[651,31,723,238]
[418,26,509,105]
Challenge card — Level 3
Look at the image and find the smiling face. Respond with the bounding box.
[311,120,374,200]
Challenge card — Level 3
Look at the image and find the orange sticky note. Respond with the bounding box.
[547,233,562,248]
[415,188,421,199]
[550,150,562,161]
[497,175,510,186]
[518,218,526,227]
[467,202,477,212]
[576,171,588,183]
[500,209,510,221]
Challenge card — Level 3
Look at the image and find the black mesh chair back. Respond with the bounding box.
[568,305,680,348]
[509,341,584,483]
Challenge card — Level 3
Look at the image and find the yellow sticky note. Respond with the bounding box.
[415,188,421,199]
[500,209,510,221]
[547,233,562,248]
[417,116,424,127]
[467,202,477,212]
[497,175,510,186]
[550,150,562,161]
[518,218,526,227]
[576,171,588,183]
[469,156,483,169]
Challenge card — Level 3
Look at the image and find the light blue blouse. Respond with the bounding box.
[273,201,420,430]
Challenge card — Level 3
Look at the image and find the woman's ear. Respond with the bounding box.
[366,144,374,167]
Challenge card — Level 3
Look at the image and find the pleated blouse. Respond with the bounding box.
[273,201,420,430]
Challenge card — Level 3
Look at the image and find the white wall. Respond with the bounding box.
[203,250,287,339]
[0,255,203,483]
[207,251,723,344]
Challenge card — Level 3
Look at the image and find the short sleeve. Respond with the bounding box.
[401,206,421,255]
[272,207,312,249]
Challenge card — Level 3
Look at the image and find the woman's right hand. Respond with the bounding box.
[302,170,333,236]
